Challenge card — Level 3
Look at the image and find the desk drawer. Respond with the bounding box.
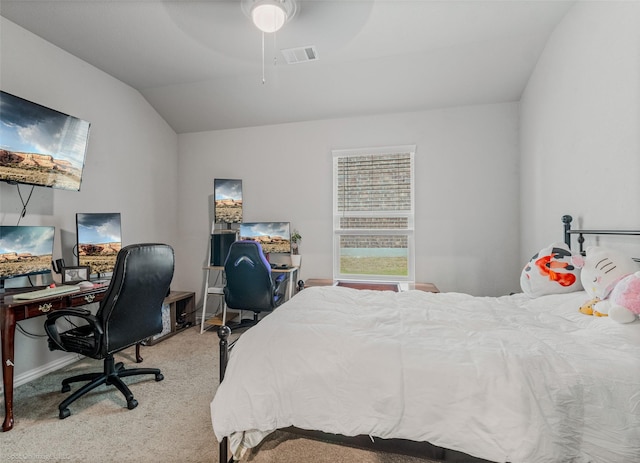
[19,291,105,319]
[23,299,67,318]
[69,291,105,306]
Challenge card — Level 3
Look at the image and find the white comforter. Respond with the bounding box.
[211,286,640,463]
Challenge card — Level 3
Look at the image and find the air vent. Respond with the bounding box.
[281,45,319,64]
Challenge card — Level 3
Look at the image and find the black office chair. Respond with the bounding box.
[44,243,174,419]
[223,240,287,330]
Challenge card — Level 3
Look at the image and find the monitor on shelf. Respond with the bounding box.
[239,222,291,255]
[0,225,55,293]
[76,213,122,280]
[214,179,243,227]
[0,91,91,191]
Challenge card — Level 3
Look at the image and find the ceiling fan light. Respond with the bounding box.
[252,3,287,33]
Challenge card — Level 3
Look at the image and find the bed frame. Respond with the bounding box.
[216,214,640,463]
[563,214,640,261]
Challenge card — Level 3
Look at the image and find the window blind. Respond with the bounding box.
[336,152,412,214]
[332,146,415,281]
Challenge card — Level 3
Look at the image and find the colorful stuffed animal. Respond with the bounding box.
[575,246,640,323]
[520,242,582,298]
[595,272,640,323]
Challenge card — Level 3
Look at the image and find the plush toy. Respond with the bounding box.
[579,297,603,316]
[575,246,640,323]
[520,242,582,298]
[595,272,640,323]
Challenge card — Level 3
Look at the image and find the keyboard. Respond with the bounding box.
[13,285,81,300]
[270,263,291,270]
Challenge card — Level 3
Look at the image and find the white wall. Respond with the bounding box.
[178,102,521,302]
[520,1,640,259]
[1,18,179,384]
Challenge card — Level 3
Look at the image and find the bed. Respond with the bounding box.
[210,216,640,463]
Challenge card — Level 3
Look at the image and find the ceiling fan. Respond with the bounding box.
[241,0,298,33]
[240,0,299,83]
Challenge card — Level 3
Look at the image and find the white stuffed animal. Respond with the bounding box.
[596,272,640,323]
[520,242,582,298]
[576,246,640,323]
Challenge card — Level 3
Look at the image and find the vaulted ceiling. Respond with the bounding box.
[0,0,575,133]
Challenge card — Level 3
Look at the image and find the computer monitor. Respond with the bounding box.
[0,91,91,191]
[214,179,243,226]
[76,212,122,279]
[239,222,291,255]
[0,225,55,293]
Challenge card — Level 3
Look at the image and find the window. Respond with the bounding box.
[333,145,415,282]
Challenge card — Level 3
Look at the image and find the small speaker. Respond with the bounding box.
[211,232,237,266]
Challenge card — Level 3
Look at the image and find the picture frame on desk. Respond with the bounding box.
[62,266,90,284]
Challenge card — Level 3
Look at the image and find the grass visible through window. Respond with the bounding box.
[340,256,408,276]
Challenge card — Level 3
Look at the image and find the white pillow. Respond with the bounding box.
[520,242,583,298]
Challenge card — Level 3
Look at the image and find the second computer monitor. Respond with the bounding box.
[239,222,291,255]
[76,212,122,278]
[0,226,55,291]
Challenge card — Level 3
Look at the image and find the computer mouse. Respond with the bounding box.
[77,281,94,289]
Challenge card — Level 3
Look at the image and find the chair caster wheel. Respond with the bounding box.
[155,373,164,382]
[127,399,138,410]
[59,408,71,419]
[61,384,70,393]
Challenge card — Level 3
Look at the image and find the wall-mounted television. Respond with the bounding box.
[214,179,243,225]
[76,213,122,279]
[0,225,55,292]
[239,221,291,255]
[0,91,91,191]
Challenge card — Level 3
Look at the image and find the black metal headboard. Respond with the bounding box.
[562,215,640,262]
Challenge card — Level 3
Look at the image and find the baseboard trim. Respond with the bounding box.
[0,353,81,395]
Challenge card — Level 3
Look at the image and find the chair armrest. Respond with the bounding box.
[44,308,102,352]
[46,307,93,323]
[271,274,289,308]
[273,273,287,293]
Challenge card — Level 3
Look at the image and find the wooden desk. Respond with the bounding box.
[1,285,109,432]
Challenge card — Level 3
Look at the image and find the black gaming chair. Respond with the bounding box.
[44,243,174,419]
[223,240,287,330]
